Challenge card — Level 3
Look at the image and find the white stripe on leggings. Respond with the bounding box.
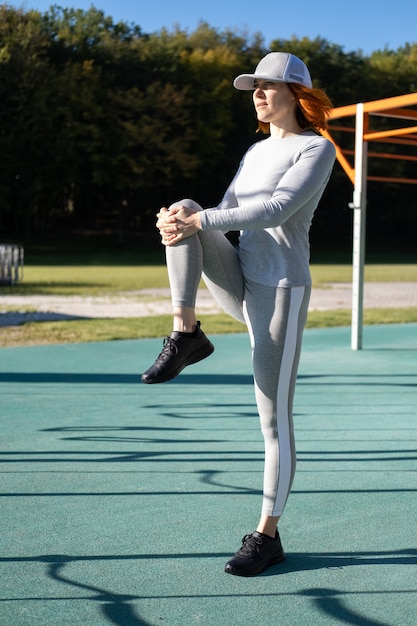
[272,286,305,516]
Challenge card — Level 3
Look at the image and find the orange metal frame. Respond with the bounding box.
[321,92,417,185]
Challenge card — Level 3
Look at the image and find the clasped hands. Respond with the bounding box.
[156,205,201,246]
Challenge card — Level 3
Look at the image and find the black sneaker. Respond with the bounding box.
[141,321,214,384]
[224,530,285,577]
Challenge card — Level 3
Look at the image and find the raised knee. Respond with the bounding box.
[169,199,203,212]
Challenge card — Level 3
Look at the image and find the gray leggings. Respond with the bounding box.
[166,200,311,517]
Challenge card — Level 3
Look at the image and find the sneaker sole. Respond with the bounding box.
[141,342,214,384]
[224,551,285,577]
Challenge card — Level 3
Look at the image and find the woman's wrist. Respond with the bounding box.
[194,211,202,230]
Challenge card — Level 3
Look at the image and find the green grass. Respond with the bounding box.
[1,261,416,347]
[312,264,417,284]
[1,308,417,348]
[3,265,170,295]
[1,263,416,296]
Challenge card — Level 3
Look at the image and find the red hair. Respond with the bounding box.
[257,83,333,134]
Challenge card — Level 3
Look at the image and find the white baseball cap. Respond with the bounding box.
[233,52,312,90]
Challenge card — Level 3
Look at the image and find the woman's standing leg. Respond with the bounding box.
[248,284,310,520]
[225,281,310,576]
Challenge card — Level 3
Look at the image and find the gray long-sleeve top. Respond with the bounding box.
[199,131,336,287]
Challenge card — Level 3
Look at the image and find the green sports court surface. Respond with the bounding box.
[1,324,416,625]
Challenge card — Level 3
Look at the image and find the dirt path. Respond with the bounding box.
[1,282,416,327]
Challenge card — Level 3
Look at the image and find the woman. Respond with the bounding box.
[142,52,336,576]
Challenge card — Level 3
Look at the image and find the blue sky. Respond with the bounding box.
[7,0,417,55]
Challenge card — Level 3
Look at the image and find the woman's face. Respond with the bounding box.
[252,80,297,128]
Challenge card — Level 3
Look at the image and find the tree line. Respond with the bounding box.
[1,4,416,253]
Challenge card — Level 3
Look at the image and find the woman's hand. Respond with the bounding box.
[156,205,201,246]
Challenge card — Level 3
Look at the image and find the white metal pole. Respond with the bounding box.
[351,103,368,350]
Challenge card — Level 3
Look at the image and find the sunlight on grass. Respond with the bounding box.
[311,264,417,285]
[1,263,416,296]
[4,265,170,295]
[1,262,416,347]
[1,308,417,348]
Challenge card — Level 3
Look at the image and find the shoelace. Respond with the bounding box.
[237,533,263,556]
[156,336,179,362]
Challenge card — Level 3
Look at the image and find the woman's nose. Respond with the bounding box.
[254,87,266,98]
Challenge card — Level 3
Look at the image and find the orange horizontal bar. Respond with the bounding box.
[329,103,358,119]
[327,124,355,133]
[363,93,417,113]
[323,93,417,189]
[368,176,417,184]
[329,92,417,120]
[343,150,417,162]
[364,125,417,140]
[373,137,417,146]
[369,151,417,161]
[371,107,417,121]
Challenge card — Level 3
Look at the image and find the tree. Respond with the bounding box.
[0,5,56,233]
[0,6,415,251]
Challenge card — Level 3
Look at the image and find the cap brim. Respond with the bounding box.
[233,73,287,90]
